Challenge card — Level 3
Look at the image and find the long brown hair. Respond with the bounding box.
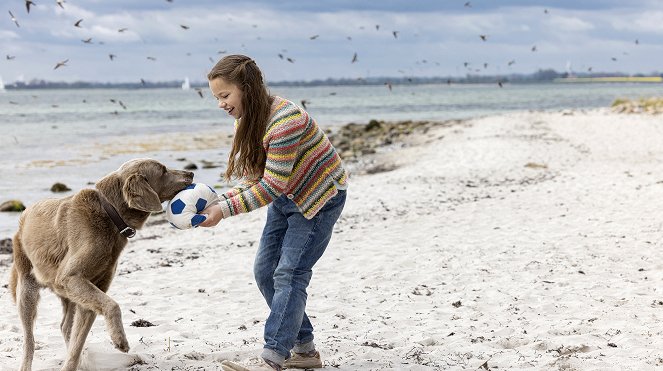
[208,55,272,181]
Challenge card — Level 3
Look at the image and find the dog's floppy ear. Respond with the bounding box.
[122,174,163,212]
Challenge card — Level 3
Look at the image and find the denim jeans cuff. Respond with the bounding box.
[261,348,285,367]
[293,340,315,354]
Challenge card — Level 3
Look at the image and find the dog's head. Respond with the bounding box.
[108,158,194,213]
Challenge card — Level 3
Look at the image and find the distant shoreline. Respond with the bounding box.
[3,68,662,90]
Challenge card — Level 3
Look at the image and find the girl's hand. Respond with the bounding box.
[198,203,222,227]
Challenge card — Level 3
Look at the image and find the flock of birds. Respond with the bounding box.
[3,0,646,99]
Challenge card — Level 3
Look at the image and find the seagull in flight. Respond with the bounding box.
[54,59,69,70]
[74,19,83,27]
[56,0,65,9]
[25,0,35,13]
[8,10,19,27]
[351,52,358,63]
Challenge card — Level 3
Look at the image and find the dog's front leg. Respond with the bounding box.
[60,307,96,371]
[56,274,129,353]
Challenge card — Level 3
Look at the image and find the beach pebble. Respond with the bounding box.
[0,200,25,212]
[0,238,11,254]
[50,182,71,192]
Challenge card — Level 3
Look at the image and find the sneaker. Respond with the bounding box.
[221,358,282,371]
[283,350,323,369]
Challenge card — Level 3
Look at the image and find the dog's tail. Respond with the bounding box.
[9,224,30,304]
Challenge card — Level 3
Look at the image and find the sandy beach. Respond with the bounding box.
[2,108,663,370]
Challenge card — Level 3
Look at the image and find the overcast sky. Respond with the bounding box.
[1,0,662,84]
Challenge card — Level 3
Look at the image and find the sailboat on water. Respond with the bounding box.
[181,77,190,90]
[0,76,5,92]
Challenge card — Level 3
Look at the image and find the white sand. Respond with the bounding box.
[2,109,663,370]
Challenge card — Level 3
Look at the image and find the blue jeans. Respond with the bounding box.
[255,190,346,364]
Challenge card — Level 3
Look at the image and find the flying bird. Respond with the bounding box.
[277,53,284,59]
[587,67,593,72]
[309,35,319,40]
[81,38,92,44]
[464,2,472,7]
[392,31,398,39]
[180,24,189,30]
[498,81,503,88]
[194,88,204,98]
[611,57,617,61]
[531,45,537,52]
[544,8,549,14]
[108,54,116,61]
[25,0,35,13]
[54,59,68,70]
[8,10,20,27]
[56,0,65,9]
[635,39,639,45]
[351,52,357,63]
[140,78,146,85]
[74,19,83,27]
[300,99,309,109]
[286,57,295,63]
[118,100,127,110]
[6,55,16,60]
[507,60,516,66]
[375,24,380,30]
[118,28,128,32]
[147,56,157,61]
[479,35,487,41]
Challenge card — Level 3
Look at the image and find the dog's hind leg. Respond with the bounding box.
[60,307,96,371]
[17,273,40,371]
[59,296,76,348]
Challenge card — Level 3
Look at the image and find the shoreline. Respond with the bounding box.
[2,108,663,369]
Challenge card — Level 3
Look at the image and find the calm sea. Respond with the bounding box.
[1,82,662,237]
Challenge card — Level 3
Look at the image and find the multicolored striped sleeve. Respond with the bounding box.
[220,178,258,200]
[217,105,307,218]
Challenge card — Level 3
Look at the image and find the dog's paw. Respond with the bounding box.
[112,336,130,353]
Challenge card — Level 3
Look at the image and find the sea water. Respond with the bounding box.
[1,82,662,237]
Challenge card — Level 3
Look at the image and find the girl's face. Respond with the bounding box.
[209,78,243,119]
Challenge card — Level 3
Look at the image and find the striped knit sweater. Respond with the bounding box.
[217,96,348,219]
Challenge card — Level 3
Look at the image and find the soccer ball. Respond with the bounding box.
[166,183,219,229]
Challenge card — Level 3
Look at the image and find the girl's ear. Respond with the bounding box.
[122,174,163,212]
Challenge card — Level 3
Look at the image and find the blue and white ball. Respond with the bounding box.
[166,183,219,229]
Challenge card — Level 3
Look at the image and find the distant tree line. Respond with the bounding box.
[5,69,662,90]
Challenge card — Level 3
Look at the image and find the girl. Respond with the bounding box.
[199,54,348,371]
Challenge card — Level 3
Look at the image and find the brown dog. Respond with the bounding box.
[9,158,193,371]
